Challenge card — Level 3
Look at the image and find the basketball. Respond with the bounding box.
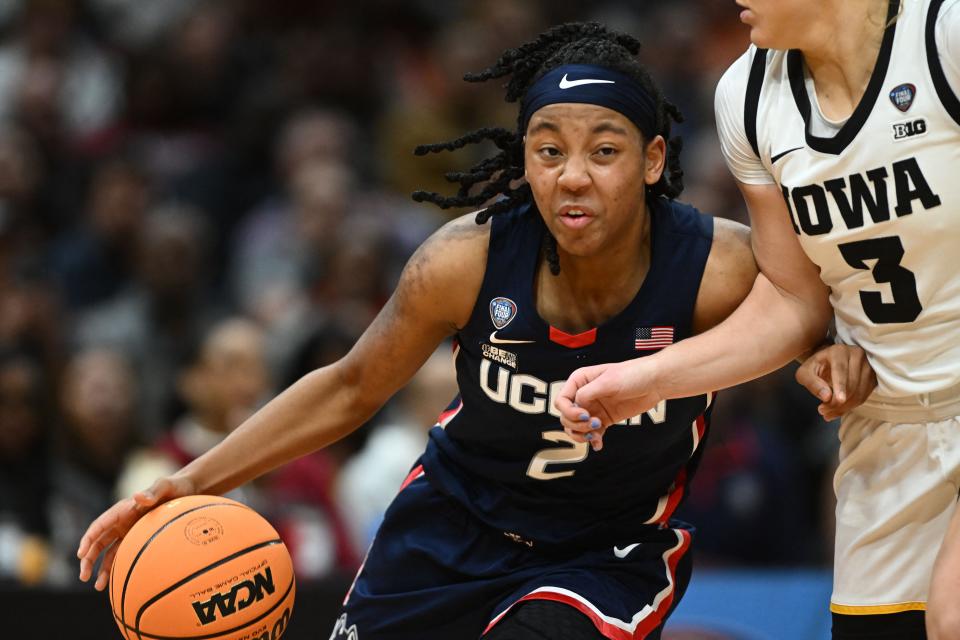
[108,495,295,640]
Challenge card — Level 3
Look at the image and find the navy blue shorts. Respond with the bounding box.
[329,465,693,640]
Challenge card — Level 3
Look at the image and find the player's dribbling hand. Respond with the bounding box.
[555,361,664,451]
[795,343,876,421]
[77,475,196,591]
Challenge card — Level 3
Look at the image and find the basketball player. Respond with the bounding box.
[558,2,960,638]
[77,22,852,639]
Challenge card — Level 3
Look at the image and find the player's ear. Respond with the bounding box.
[642,135,666,186]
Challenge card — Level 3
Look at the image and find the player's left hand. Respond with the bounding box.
[795,343,876,421]
[555,360,664,451]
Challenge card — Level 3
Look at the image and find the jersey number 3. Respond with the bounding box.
[526,430,589,480]
[838,236,922,324]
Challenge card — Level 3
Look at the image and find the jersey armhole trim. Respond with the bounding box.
[744,48,768,158]
[926,0,960,126]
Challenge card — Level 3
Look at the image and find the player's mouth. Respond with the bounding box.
[558,205,596,230]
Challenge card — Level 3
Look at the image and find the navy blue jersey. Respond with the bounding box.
[420,198,716,548]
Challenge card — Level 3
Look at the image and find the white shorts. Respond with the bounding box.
[831,388,960,615]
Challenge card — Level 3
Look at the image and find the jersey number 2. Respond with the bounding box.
[526,430,589,480]
[838,236,922,324]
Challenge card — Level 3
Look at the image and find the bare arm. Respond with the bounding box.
[558,187,833,438]
[173,216,487,495]
[77,214,490,589]
[656,182,832,394]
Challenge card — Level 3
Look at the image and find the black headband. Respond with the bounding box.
[519,64,658,138]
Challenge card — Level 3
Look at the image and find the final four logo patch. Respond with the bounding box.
[489,297,518,329]
[889,83,916,112]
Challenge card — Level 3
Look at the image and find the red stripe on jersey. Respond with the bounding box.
[654,468,687,526]
[437,400,463,427]
[656,414,706,525]
[398,464,424,492]
[549,326,597,348]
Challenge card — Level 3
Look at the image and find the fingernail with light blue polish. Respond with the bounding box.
[586,433,594,441]
[579,412,589,421]
[590,418,601,429]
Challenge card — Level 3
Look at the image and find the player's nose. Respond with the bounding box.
[557,156,591,192]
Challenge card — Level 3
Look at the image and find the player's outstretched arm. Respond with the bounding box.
[559,183,833,442]
[77,213,489,590]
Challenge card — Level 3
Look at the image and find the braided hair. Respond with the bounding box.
[412,22,685,275]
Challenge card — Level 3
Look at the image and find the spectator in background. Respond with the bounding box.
[0,123,44,247]
[74,202,222,438]
[48,154,150,310]
[0,348,51,586]
[0,0,122,145]
[115,316,270,501]
[231,158,354,331]
[46,347,138,585]
[231,154,394,378]
[231,107,360,332]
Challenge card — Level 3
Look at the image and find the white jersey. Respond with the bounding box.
[716,0,960,398]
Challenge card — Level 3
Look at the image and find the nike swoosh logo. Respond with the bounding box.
[770,146,803,164]
[613,543,640,559]
[489,331,535,345]
[559,74,615,90]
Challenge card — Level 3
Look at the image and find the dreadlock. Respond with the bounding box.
[412,22,684,275]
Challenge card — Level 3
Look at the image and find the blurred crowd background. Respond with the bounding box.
[0,0,839,598]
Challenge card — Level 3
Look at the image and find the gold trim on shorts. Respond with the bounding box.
[830,602,926,615]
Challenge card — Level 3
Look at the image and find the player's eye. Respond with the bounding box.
[595,146,617,157]
[539,146,561,158]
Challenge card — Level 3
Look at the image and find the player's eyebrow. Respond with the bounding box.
[527,120,560,135]
[591,121,629,136]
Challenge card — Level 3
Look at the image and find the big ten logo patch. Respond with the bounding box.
[892,118,927,141]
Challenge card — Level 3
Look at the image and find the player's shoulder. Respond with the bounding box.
[692,215,757,333]
[701,215,755,303]
[716,44,790,102]
[716,46,756,97]
[933,0,960,19]
[709,216,752,262]
[414,213,491,261]
[937,0,960,34]
[398,211,490,316]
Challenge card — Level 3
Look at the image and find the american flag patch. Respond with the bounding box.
[634,326,674,350]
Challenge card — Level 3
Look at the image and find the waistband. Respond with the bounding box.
[851,380,960,422]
